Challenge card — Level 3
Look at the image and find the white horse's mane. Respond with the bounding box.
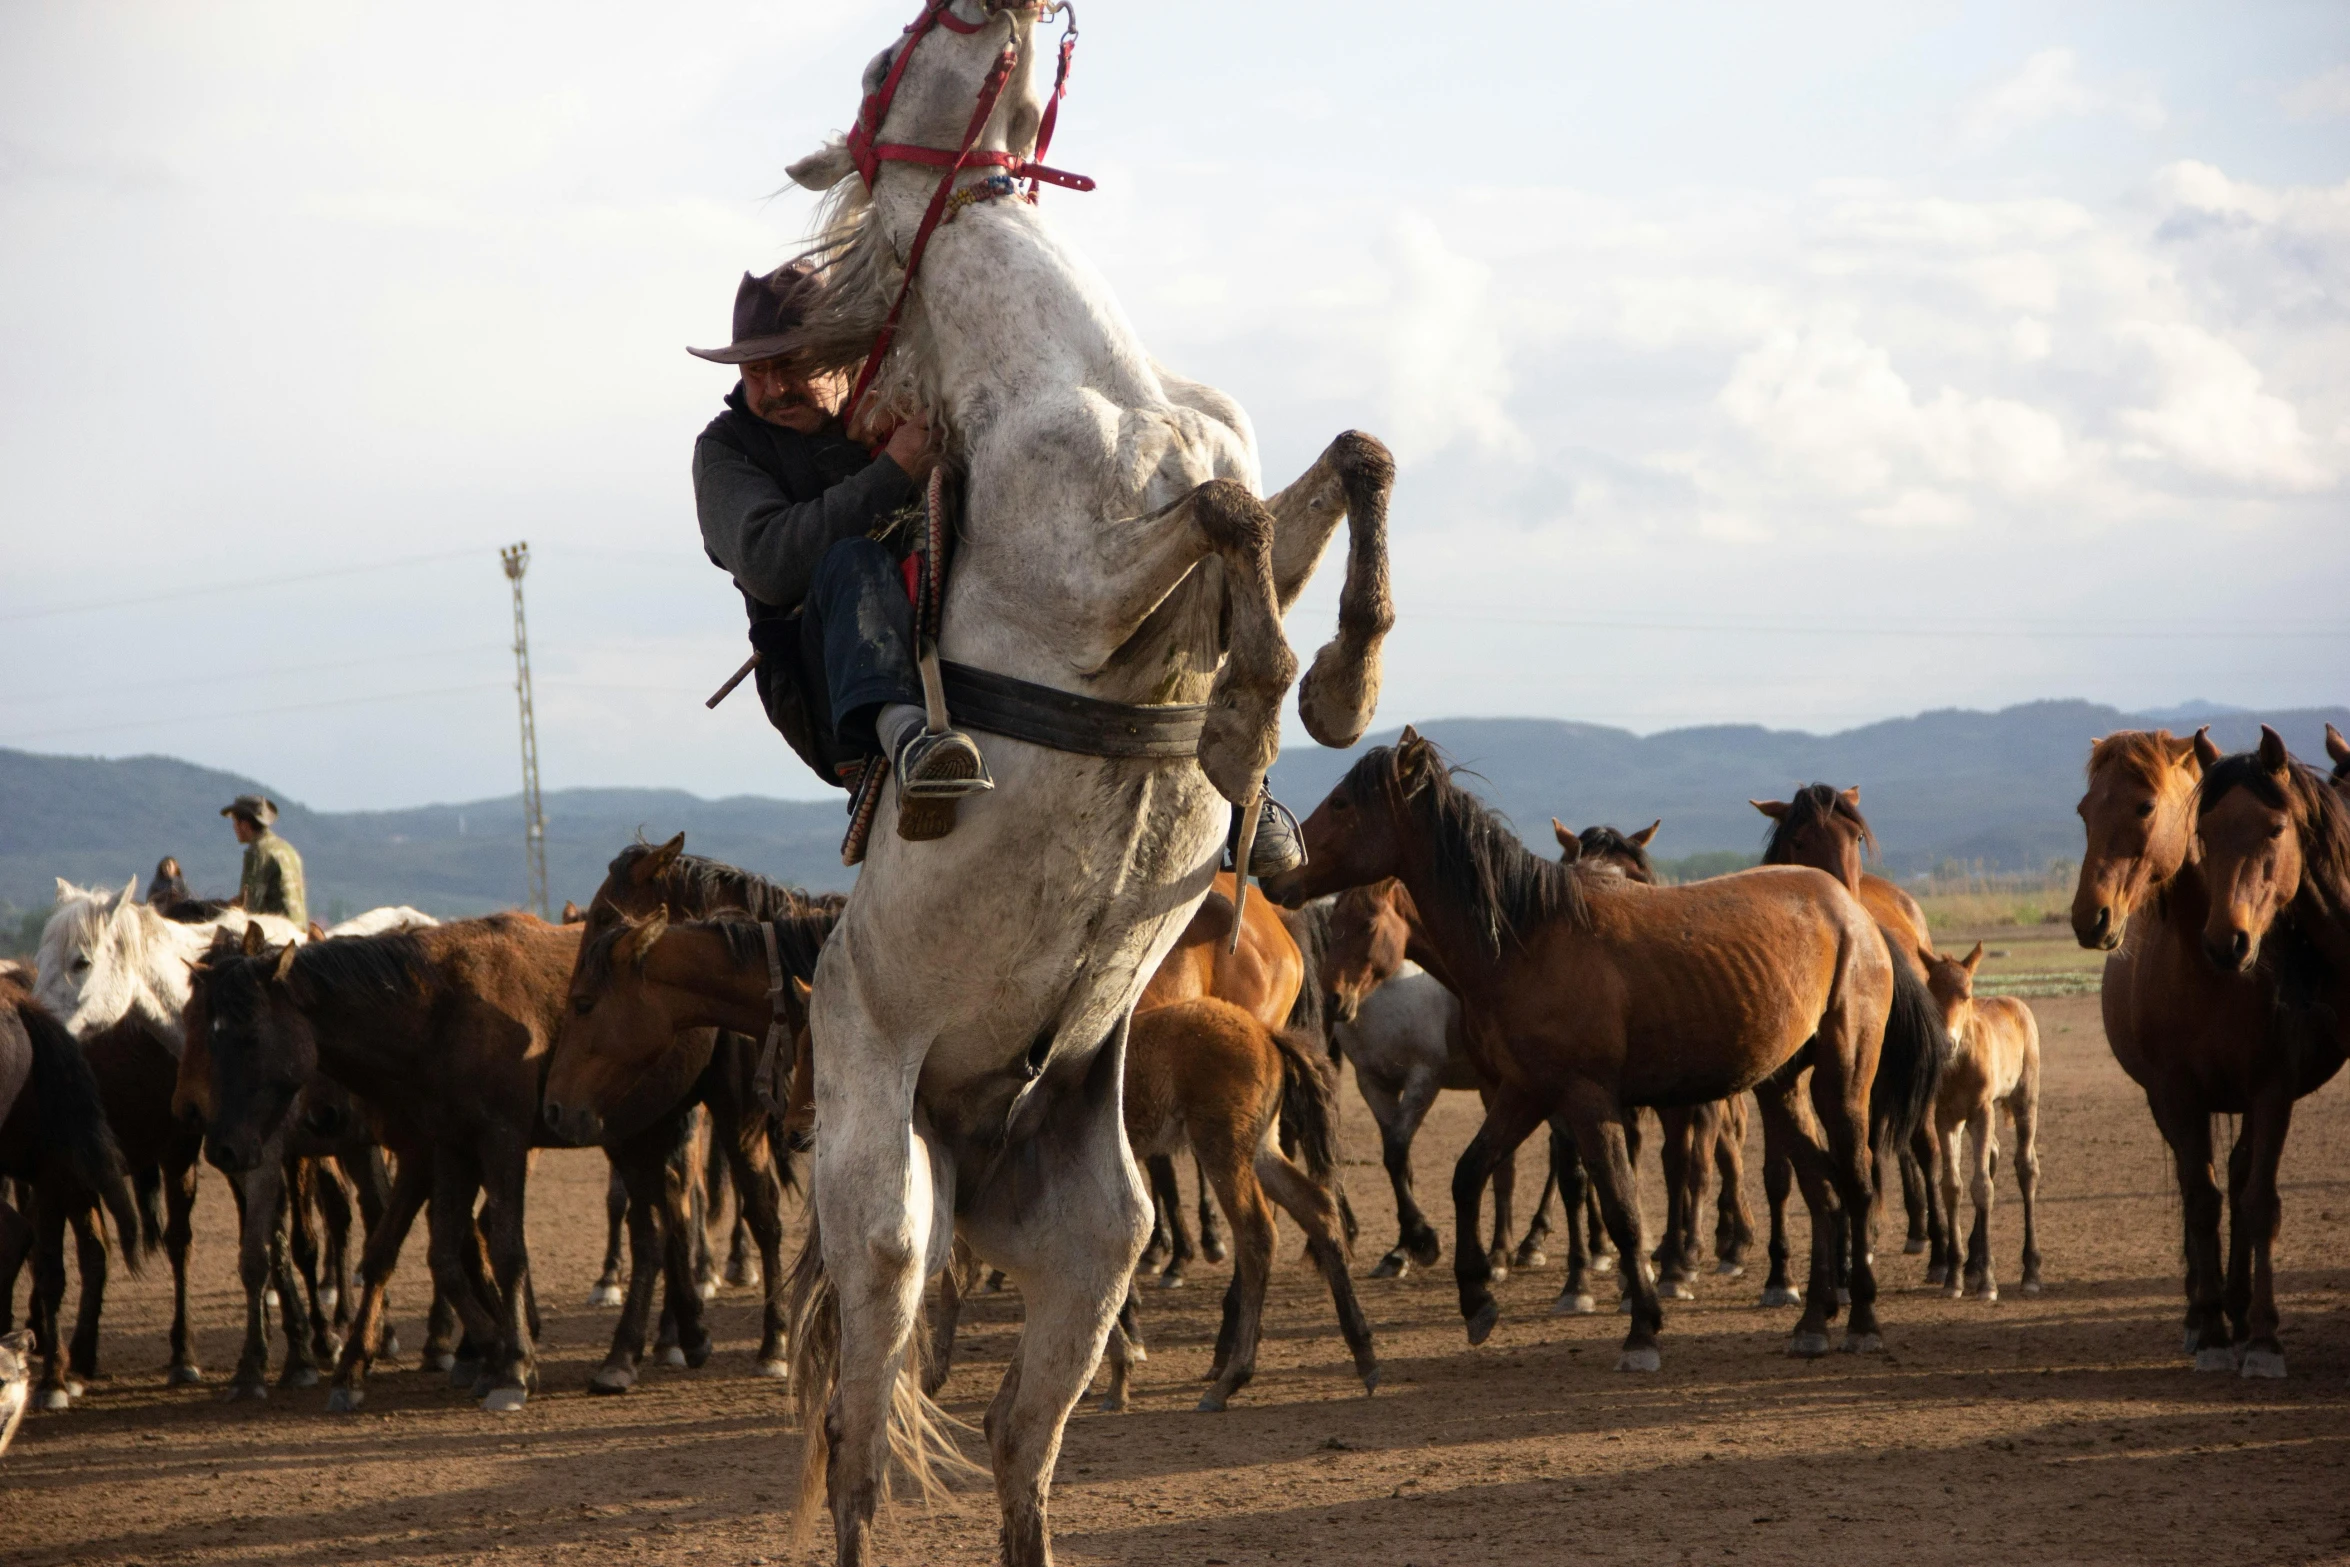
[778,143,942,431]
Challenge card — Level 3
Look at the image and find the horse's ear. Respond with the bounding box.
[790,977,812,1004]
[271,941,298,983]
[2327,723,2350,768]
[1750,799,1788,820]
[560,900,583,925]
[2191,726,2220,771]
[1631,820,1661,848]
[787,138,856,192]
[1840,786,1862,809]
[1962,941,1985,976]
[55,877,76,902]
[1553,821,1582,863]
[306,921,325,941]
[241,921,269,957]
[634,833,686,886]
[623,905,671,969]
[2258,724,2291,774]
[1395,728,1434,793]
[120,876,142,910]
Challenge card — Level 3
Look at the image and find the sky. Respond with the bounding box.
[1,0,2345,810]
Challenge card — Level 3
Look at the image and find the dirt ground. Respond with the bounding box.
[8,923,2350,1566]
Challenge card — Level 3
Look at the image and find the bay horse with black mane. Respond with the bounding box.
[1754,784,1951,1299]
[2182,726,2350,1374]
[2073,726,2345,1377]
[1265,730,1893,1368]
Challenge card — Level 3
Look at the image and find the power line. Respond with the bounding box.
[0,682,510,743]
[1410,611,2349,641]
[0,547,486,623]
[0,643,510,708]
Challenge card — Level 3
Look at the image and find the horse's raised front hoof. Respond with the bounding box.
[1464,1298,1499,1347]
[656,1345,688,1369]
[1513,1244,1548,1272]
[168,1363,204,1387]
[1618,1345,1661,1373]
[1842,1332,1884,1354]
[448,1357,482,1389]
[480,1386,528,1413]
[1716,1261,1745,1278]
[2240,1348,2287,1380]
[1788,1332,1831,1359]
[753,1358,790,1381]
[588,1364,636,1395]
[1758,1285,1803,1309]
[2193,1346,2239,1373]
[326,1385,363,1413]
[280,1364,321,1389]
[587,1283,624,1308]
[1903,1237,1928,1256]
[1553,1292,1597,1317]
[1370,1253,1408,1280]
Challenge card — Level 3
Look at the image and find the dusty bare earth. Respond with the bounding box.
[7,924,2350,1566]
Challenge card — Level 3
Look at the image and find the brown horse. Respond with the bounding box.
[1754,785,1952,1298]
[1265,730,1893,1368]
[1101,997,1375,1412]
[196,914,590,1411]
[0,978,144,1414]
[2184,726,2350,1374]
[2073,727,2343,1377]
[1134,870,1306,1285]
[1920,943,2042,1302]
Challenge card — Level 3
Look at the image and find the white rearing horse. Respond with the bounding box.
[779,6,1393,1564]
[34,879,436,1052]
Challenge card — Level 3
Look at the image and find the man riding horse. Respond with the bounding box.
[689,264,1304,872]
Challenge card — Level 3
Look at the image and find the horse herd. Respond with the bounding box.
[1,724,2345,1506]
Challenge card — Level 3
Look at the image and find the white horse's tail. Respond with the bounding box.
[785,1212,983,1543]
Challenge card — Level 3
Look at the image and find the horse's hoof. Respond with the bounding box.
[1465,1299,1499,1347]
[2182,1328,2198,1356]
[1514,1246,1548,1271]
[753,1359,790,1381]
[684,1335,715,1370]
[1943,1285,1963,1300]
[1589,1254,1616,1276]
[1553,1293,1597,1317]
[1201,1238,1228,1266]
[282,1365,320,1389]
[225,1381,268,1403]
[1716,1262,1745,1278]
[1487,1257,1511,1286]
[1666,1280,1696,1301]
[1758,1286,1802,1308]
[37,1386,73,1412]
[1099,1393,1128,1414]
[2240,1348,2287,1380]
[480,1386,528,1413]
[2021,1279,2043,1296]
[168,1363,204,1387]
[1156,1271,1186,1290]
[1196,1389,1231,1412]
[1903,1237,1927,1256]
[319,1287,340,1314]
[1835,1287,1851,1307]
[262,1289,279,1310]
[1409,1239,1443,1270]
[1924,1265,1948,1287]
[1843,1332,1883,1354]
[1979,1285,2000,1304]
[1788,1332,1831,1359]
[2193,1346,2239,1373]
[1616,1293,1634,1315]
[695,1281,719,1303]
[588,1366,636,1395]
[1360,1367,1380,1396]
[327,1386,363,1413]
[426,1351,456,1373]
[1618,1346,1661,1373]
[379,1331,403,1361]
[1370,1254,1407,1280]
[656,1346,688,1369]
[724,1262,760,1290]
[587,1284,624,1309]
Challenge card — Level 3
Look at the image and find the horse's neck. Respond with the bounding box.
[648,930,773,1038]
[125,907,206,1043]
[1390,860,1515,1002]
[297,975,434,1090]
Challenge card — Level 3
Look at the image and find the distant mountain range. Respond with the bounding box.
[5,699,2342,934]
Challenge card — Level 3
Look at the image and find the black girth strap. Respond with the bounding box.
[939,660,1206,760]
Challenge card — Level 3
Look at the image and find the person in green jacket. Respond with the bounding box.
[222,794,307,928]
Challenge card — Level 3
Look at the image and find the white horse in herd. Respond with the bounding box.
[776,4,1393,1563]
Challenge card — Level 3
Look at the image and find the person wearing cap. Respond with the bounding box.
[689,265,1305,872]
[690,264,991,813]
[222,795,307,927]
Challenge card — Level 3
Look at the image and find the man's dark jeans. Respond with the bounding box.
[802,537,923,757]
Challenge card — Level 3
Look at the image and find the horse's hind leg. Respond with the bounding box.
[655,1129,713,1369]
[1195,1138,1274,1414]
[713,1095,789,1377]
[474,1140,537,1411]
[286,1159,333,1374]
[1551,1122,1599,1314]
[226,1167,277,1399]
[1713,1097,1755,1274]
[1485,1133,1517,1283]
[162,1149,201,1384]
[1755,1073,1850,1357]
[1757,1135,1801,1307]
[1800,1013,1885,1351]
[1653,1109,1697,1300]
[64,1203,107,1387]
[1367,1069,1443,1275]
[2234,1089,2294,1378]
[2009,1065,2043,1296]
[1144,1154,1194,1286]
[326,1148,430,1412]
[1513,1151,1557,1271]
[1962,1107,1999,1301]
[29,1188,71,1409]
[1100,1281,1141,1413]
[1194,1158,1227,1266]
[591,1163,627,1308]
[1936,1117,1966,1299]
[1561,1098,1665,1371]
[1256,1146,1378,1395]
[312,1157,356,1338]
[591,1144,667,1394]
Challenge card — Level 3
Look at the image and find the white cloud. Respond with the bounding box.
[1956,48,2166,155]
[2282,64,2350,122]
[2113,320,2330,490]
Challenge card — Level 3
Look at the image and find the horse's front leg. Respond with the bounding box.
[962,1029,1151,1567]
[475,1137,535,1412]
[1450,1088,1547,1346]
[1263,431,1396,747]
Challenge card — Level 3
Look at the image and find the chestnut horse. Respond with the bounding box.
[2073,727,2343,1377]
[2184,726,2350,1374]
[1754,785,1951,1299]
[1266,731,1892,1368]
[1919,943,2042,1302]
[1101,997,1375,1412]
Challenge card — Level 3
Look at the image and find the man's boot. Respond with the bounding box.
[1228,795,1305,879]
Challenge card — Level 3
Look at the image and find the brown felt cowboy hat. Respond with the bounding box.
[221,794,279,827]
[686,264,824,365]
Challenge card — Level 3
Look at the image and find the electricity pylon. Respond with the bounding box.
[500,542,549,918]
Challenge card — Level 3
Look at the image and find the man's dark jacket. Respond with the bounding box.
[695,385,920,782]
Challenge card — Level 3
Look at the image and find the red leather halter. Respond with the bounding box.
[842,0,1089,428]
